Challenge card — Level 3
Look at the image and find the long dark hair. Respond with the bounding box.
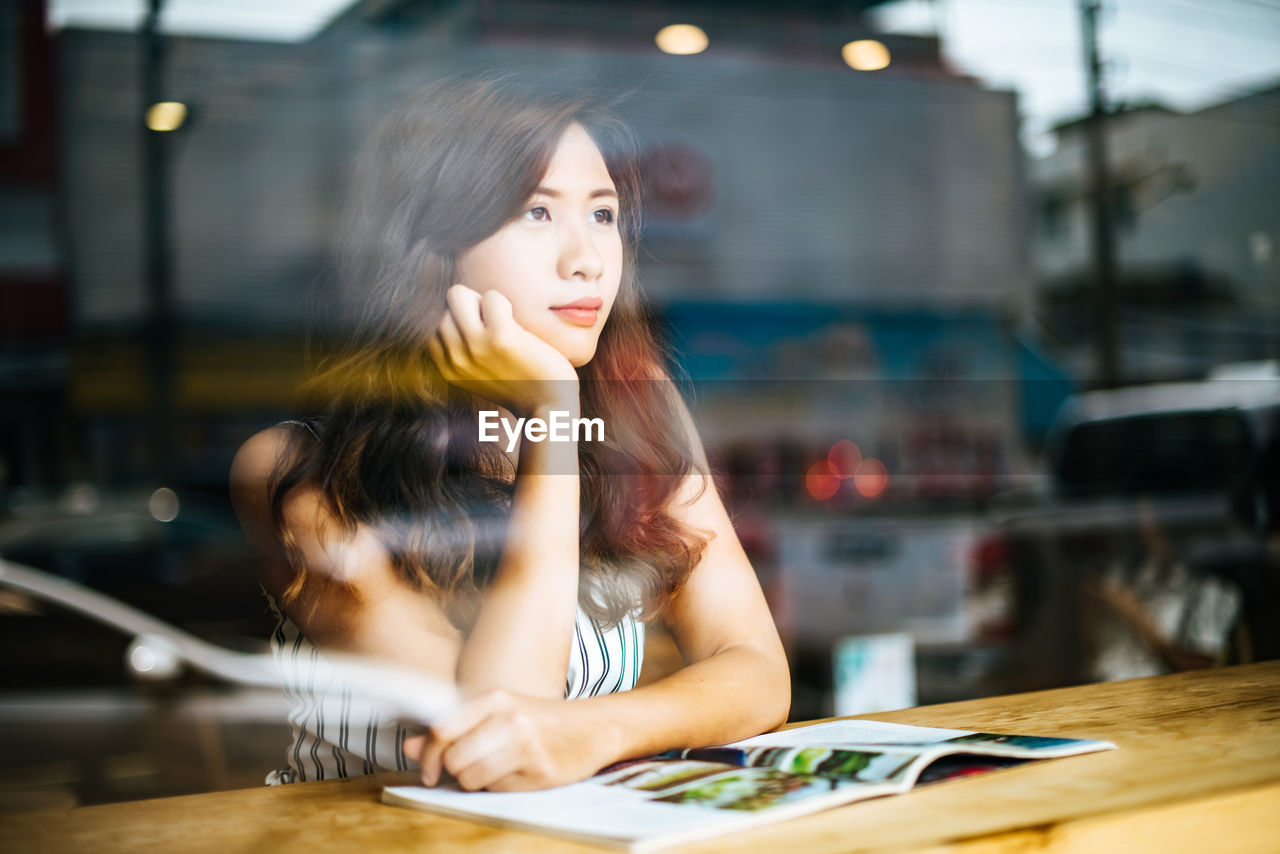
[270,75,708,629]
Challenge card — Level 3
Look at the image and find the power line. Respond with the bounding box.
[1162,0,1280,25]
[1120,6,1280,45]
[1214,0,1280,12]
[1118,46,1263,79]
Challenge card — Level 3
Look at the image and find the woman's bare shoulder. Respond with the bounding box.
[229,426,322,585]
[230,425,280,483]
[231,424,301,487]
[229,428,286,537]
[229,425,370,571]
[228,425,354,596]
[230,423,326,519]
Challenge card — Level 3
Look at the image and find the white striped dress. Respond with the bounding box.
[264,595,645,784]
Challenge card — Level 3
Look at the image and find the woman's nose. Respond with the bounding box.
[557,223,603,281]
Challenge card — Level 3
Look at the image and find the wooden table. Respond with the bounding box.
[4,661,1278,853]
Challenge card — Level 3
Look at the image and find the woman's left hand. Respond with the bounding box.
[403,690,611,792]
[428,285,581,418]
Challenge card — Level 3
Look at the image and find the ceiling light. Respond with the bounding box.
[842,40,891,71]
[146,101,187,132]
[656,24,708,56]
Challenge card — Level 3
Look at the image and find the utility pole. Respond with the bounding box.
[142,0,176,480]
[1080,0,1122,388]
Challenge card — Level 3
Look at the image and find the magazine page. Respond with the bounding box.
[383,740,921,850]
[384,756,897,852]
[593,757,893,809]
[656,744,928,787]
[929,731,1117,759]
[382,719,1116,850]
[656,740,1048,795]
[616,747,926,788]
[733,720,1116,760]
[384,776,757,851]
[912,753,1032,786]
[729,719,976,748]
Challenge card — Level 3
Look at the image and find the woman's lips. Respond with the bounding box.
[551,297,603,327]
[551,306,600,326]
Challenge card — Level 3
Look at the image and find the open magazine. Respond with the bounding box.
[382,718,1116,851]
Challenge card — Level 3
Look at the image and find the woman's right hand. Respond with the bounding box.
[403,689,613,792]
[428,285,579,417]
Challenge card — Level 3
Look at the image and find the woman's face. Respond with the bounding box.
[455,123,624,368]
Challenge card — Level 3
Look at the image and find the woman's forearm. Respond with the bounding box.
[455,400,583,698]
[578,642,791,765]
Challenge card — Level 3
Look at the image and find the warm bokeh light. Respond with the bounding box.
[842,39,890,71]
[655,23,709,55]
[827,439,863,479]
[805,459,842,500]
[146,101,188,132]
[854,458,889,497]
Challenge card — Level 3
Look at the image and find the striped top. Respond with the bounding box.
[264,595,645,784]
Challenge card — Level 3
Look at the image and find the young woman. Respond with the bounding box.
[230,76,789,793]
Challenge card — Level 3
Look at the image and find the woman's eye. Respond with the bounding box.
[593,208,616,225]
[526,206,551,222]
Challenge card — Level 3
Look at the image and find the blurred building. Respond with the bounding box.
[1030,85,1280,382]
[30,0,1037,489]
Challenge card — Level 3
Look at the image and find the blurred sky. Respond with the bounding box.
[872,0,1280,156]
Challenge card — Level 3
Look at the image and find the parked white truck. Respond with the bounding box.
[988,373,1280,692]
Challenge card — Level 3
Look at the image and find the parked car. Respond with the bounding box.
[987,375,1280,692]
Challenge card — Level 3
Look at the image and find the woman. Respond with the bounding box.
[230,76,789,793]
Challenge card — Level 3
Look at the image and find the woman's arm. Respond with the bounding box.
[454,400,583,698]
[581,394,789,756]
[430,285,586,699]
[232,287,589,700]
[411,406,791,791]
[574,459,791,754]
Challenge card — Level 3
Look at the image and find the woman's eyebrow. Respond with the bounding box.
[533,186,619,200]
